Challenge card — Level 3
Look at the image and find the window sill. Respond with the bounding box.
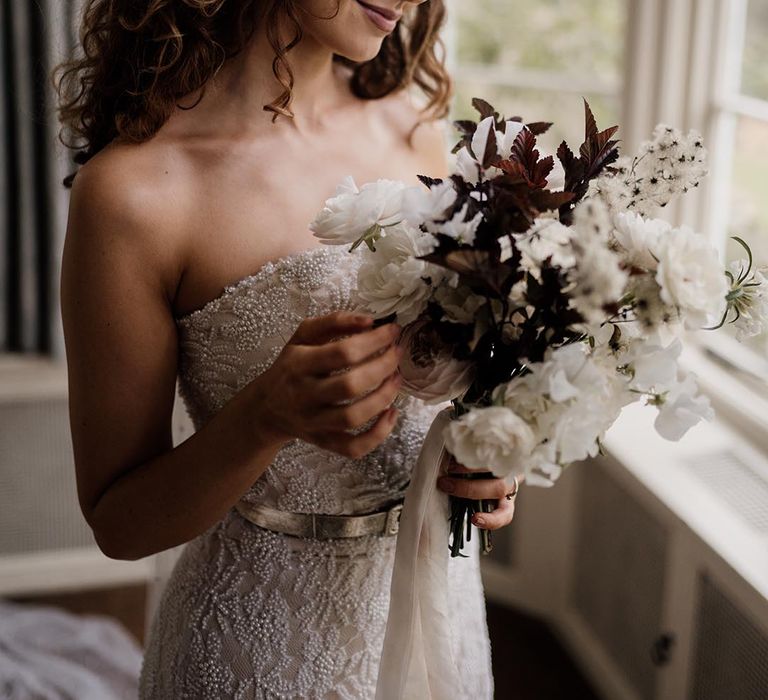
[0,354,68,400]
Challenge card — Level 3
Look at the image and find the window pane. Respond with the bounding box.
[725,116,768,354]
[455,0,626,83]
[729,116,768,262]
[741,0,768,101]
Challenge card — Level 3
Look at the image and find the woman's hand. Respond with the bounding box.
[436,458,524,531]
[247,311,403,459]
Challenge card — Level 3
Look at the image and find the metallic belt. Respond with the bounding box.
[235,499,404,539]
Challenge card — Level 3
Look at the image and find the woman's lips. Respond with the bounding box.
[356,0,400,33]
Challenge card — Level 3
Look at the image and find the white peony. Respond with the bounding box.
[613,212,672,270]
[355,224,436,325]
[653,373,713,440]
[396,321,475,404]
[653,226,728,328]
[310,177,407,247]
[444,406,536,478]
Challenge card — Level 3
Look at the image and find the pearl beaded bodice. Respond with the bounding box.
[140,246,493,699]
[173,246,439,516]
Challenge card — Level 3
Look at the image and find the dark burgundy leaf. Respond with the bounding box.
[417,174,444,189]
[472,97,499,122]
[526,121,553,136]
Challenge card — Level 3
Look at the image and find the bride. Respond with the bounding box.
[57,1,518,697]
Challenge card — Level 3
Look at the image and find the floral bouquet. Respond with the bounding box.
[310,98,768,558]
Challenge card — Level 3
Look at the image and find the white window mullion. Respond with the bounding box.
[703,0,748,256]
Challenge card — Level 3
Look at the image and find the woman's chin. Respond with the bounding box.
[334,39,386,64]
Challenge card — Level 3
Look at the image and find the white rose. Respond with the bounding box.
[444,406,536,478]
[310,177,407,246]
[613,212,671,270]
[653,226,728,328]
[355,224,436,325]
[654,373,713,440]
[397,321,475,404]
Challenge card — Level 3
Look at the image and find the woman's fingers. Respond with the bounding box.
[289,311,373,346]
[321,373,402,430]
[472,496,516,531]
[314,407,399,458]
[318,343,402,402]
[436,474,508,500]
[310,323,401,374]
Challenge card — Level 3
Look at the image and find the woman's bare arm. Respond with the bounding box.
[62,153,401,560]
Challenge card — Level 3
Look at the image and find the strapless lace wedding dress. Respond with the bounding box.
[139,246,493,699]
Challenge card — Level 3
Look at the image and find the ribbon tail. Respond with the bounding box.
[375,408,460,700]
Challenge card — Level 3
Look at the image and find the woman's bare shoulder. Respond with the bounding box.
[376,90,451,177]
[66,138,193,290]
[71,139,192,232]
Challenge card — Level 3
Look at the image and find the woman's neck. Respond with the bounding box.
[186,22,350,137]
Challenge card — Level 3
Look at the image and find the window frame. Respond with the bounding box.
[447,0,768,443]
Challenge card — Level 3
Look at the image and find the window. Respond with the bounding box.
[708,0,768,366]
[449,0,628,156]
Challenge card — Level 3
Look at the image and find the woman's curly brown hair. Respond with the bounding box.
[53,0,452,187]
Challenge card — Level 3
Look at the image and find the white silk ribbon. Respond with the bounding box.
[375,408,460,700]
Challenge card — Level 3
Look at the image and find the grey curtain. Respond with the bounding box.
[1,0,81,357]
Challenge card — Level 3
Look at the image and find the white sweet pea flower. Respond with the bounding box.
[613,212,672,270]
[471,116,497,164]
[498,120,526,159]
[653,226,728,328]
[470,117,526,164]
[433,203,484,245]
[453,147,480,185]
[653,373,713,440]
[525,444,563,487]
[310,177,407,248]
[401,180,457,227]
[444,406,536,478]
[498,343,632,469]
[355,224,436,325]
[625,338,682,393]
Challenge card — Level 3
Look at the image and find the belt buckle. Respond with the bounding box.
[384,503,404,536]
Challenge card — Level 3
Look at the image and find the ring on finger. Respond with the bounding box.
[504,476,520,501]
